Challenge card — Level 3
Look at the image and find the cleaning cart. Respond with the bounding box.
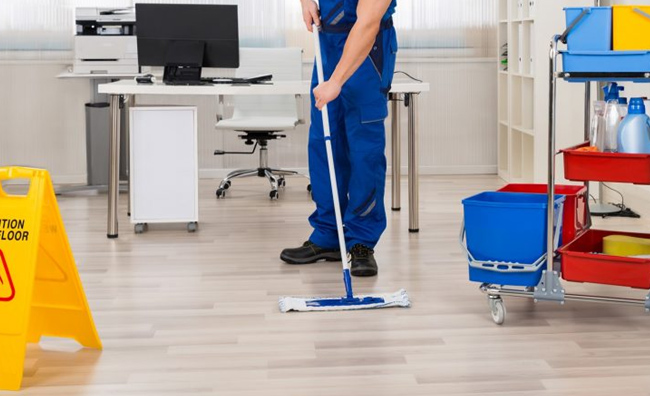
[469,5,650,324]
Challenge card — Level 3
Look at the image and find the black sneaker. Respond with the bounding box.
[280,241,341,265]
[350,244,378,277]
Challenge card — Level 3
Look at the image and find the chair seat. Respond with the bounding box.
[216,116,299,132]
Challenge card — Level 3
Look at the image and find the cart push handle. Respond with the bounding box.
[459,203,564,274]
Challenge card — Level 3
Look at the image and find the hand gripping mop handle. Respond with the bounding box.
[313,26,354,299]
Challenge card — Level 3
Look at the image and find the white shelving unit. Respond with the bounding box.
[498,0,591,183]
[498,0,536,182]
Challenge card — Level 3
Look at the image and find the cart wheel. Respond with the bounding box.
[187,222,198,233]
[270,190,279,200]
[488,297,506,325]
[134,223,147,234]
[216,188,226,199]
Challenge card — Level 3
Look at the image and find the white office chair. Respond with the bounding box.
[215,47,303,200]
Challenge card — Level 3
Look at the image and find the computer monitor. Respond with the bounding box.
[135,4,239,85]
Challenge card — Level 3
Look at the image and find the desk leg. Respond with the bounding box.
[390,93,401,211]
[407,93,419,233]
[126,95,134,218]
[107,94,122,239]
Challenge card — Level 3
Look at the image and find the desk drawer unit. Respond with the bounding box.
[129,106,198,230]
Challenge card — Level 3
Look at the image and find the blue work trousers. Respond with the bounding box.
[308,25,398,250]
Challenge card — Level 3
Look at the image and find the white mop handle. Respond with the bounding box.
[313,26,350,272]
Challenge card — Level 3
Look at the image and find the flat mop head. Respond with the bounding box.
[279,289,410,313]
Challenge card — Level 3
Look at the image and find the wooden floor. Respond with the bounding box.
[8,175,650,396]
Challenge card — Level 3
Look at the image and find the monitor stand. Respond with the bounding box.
[163,65,207,85]
[162,40,209,85]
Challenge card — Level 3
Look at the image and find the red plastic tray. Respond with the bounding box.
[497,184,587,244]
[561,142,650,185]
[560,229,650,289]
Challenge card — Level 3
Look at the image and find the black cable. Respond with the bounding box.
[393,71,423,83]
[602,182,625,207]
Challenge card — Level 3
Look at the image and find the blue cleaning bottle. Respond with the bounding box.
[618,98,650,154]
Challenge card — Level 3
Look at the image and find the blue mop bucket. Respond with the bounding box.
[564,7,612,51]
[461,192,565,287]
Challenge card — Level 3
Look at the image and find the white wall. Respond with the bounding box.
[0,58,497,184]
[0,61,90,184]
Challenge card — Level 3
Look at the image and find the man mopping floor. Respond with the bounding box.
[281,0,398,278]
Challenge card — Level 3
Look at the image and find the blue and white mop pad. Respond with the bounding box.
[279,289,410,313]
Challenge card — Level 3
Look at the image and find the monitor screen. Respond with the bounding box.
[136,4,239,69]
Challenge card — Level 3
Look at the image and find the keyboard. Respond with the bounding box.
[201,74,273,85]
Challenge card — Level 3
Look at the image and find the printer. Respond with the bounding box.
[73,8,139,74]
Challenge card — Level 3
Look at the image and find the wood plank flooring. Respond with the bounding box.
[5,175,650,396]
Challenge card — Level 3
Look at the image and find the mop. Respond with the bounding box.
[278,26,411,313]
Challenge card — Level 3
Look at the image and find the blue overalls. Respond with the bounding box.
[308,0,398,250]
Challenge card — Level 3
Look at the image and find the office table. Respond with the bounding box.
[98,79,429,238]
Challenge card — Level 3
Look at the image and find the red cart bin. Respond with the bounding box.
[562,142,650,185]
[498,184,588,244]
[560,229,650,289]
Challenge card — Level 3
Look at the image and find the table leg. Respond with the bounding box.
[390,93,401,211]
[126,95,134,218]
[107,94,122,239]
[407,93,419,233]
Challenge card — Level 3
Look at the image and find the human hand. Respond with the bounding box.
[313,79,342,110]
[301,0,321,32]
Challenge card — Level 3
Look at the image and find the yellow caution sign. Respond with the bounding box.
[0,167,101,391]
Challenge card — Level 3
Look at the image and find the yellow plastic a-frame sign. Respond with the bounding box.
[0,167,102,391]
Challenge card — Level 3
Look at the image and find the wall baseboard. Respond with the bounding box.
[198,166,497,180]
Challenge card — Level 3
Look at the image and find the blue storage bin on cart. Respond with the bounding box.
[562,50,650,73]
[564,7,612,51]
[462,192,565,287]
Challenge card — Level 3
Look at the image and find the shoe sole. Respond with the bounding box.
[280,252,341,265]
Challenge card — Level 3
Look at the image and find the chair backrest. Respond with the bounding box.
[231,48,302,120]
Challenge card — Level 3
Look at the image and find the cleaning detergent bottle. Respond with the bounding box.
[617,98,650,154]
[603,83,627,152]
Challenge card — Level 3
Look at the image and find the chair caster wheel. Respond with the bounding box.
[278,177,286,188]
[187,222,198,233]
[223,181,231,190]
[270,190,279,200]
[134,223,148,234]
[307,184,312,192]
[216,188,226,198]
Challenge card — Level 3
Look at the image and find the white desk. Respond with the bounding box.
[98,79,429,238]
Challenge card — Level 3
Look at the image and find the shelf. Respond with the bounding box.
[499,70,509,75]
[499,19,508,24]
[499,120,509,126]
[512,125,534,136]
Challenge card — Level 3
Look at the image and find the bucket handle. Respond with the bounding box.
[560,8,590,45]
[634,8,650,21]
[459,203,564,274]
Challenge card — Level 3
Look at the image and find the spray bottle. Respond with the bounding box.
[603,83,627,152]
